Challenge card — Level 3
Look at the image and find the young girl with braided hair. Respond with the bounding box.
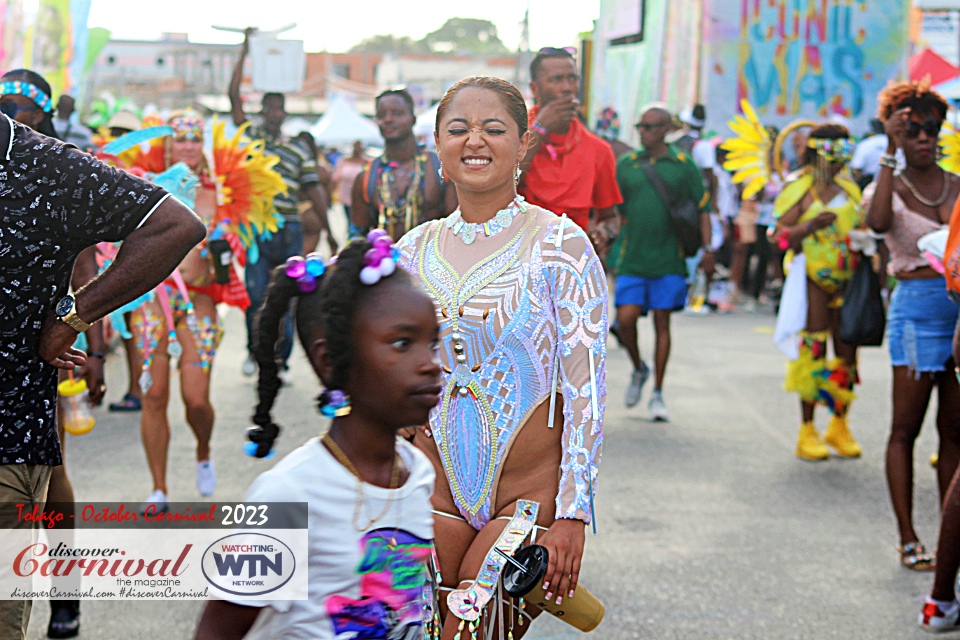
[195,233,443,640]
[865,80,960,574]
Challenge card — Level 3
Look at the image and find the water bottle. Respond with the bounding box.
[58,378,96,436]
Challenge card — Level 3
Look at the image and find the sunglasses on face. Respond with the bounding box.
[635,122,668,131]
[0,99,37,118]
[906,119,941,139]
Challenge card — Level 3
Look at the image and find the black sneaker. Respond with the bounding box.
[48,600,80,639]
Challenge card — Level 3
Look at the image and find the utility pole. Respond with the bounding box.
[514,3,530,86]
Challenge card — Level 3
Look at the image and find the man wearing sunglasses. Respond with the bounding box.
[518,46,622,254]
[611,105,712,421]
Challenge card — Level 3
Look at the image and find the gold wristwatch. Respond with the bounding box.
[55,295,91,333]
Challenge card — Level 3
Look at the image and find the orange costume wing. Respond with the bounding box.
[210,118,287,252]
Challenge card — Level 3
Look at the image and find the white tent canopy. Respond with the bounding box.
[281,116,318,138]
[309,95,382,146]
[414,102,439,138]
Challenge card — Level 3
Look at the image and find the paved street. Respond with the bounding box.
[25,294,949,639]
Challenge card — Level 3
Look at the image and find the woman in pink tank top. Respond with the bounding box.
[865,81,960,582]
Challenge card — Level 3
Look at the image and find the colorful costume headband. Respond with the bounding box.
[169,111,204,141]
[0,81,53,113]
[808,137,854,164]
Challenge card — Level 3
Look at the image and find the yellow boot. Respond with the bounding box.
[796,421,829,461]
[823,414,862,458]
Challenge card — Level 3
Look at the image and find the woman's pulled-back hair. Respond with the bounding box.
[248,237,411,457]
[878,80,949,123]
[434,76,528,139]
[1,68,58,139]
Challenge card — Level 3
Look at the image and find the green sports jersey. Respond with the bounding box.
[612,145,707,278]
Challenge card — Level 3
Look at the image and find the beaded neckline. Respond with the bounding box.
[444,196,527,245]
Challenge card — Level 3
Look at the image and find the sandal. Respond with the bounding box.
[899,542,936,571]
[108,393,142,413]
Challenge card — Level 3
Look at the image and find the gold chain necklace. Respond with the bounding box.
[322,432,402,532]
[899,170,951,208]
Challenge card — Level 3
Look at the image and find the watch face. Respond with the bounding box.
[55,296,75,318]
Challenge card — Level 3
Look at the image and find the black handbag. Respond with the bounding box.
[839,255,886,346]
[639,159,702,257]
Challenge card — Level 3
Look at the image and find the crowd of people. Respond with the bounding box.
[4,35,960,640]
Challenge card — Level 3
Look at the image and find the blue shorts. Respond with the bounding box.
[615,274,688,314]
[887,277,959,373]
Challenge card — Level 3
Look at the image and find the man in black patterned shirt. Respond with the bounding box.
[0,106,205,638]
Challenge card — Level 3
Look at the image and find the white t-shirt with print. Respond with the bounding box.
[228,437,436,640]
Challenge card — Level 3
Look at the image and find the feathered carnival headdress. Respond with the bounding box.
[104,113,287,257]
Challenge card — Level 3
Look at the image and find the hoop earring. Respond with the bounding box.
[318,389,352,418]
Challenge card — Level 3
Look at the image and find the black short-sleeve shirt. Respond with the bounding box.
[0,115,169,466]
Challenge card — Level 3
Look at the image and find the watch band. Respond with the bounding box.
[59,307,91,333]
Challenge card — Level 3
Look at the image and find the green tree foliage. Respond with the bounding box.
[350,18,509,55]
[349,34,426,54]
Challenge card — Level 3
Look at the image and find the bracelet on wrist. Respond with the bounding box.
[530,121,548,137]
[88,351,106,360]
[879,153,898,170]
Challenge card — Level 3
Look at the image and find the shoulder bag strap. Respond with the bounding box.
[638,158,678,209]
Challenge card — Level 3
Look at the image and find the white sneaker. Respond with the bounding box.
[649,391,669,422]
[197,460,216,497]
[624,362,650,408]
[140,490,168,514]
[278,367,293,387]
[920,598,960,633]
[241,354,258,377]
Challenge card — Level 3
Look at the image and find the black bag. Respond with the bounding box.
[839,255,886,346]
[639,160,702,257]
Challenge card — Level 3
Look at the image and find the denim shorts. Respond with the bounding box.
[615,274,688,314]
[887,277,959,373]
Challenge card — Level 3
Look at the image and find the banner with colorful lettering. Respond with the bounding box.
[704,0,911,133]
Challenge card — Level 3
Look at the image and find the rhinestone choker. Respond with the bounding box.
[445,196,527,245]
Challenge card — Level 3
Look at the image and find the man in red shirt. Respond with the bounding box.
[519,47,622,252]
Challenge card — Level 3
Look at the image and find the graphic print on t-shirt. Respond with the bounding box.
[326,529,433,639]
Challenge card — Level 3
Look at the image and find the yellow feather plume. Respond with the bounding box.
[210,118,288,248]
[722,100,772,200]
[941,124,960,174]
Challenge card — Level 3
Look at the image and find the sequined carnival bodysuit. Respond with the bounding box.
[397,204,607,530]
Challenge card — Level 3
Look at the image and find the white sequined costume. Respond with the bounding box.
[397,203,607,529]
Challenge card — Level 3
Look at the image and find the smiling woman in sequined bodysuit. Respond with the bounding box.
[397,76,607,639]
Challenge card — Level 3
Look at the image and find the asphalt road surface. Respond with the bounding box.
[20,206,952,640]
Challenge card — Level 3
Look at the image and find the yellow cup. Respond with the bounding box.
[58,379,96,436]
[502,544,605,632]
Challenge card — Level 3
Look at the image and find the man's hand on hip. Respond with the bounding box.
[38,315,87,369]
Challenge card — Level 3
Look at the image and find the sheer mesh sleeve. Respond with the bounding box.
[542,220,607,524]
[396,222,430,273]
